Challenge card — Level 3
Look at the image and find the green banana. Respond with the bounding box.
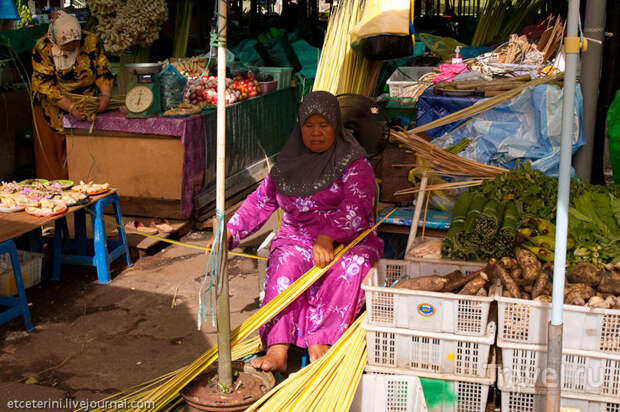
[519,227,534,238]
[534,218,555,236]
[523,243,555,262]
[529,235,554,249]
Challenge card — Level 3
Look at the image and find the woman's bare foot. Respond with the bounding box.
[250,344,289,373]
[308,344,330,363]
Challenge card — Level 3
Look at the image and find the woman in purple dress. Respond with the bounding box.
[207,91,383,372]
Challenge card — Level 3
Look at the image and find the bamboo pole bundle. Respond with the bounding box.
[79,210,396,412]
[313,0,382,96]
[246,313,368,412]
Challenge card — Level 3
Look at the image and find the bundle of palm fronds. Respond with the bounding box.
[313,0,383,96]
[76,210,396,412]
[67,93,125,122]
[472,0,546,46]
[247,313,367,411]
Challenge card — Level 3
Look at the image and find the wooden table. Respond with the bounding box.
[0,191,116,244]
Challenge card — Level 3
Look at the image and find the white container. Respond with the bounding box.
[0,250,43,296]
[387,67,436,98]
[363,319,496,379]
[498,373,620,412]
[350,373,428,412]
[362,258,491,336]
[365,366,494,412]
[498,338,620,398]
[496,294,620,353]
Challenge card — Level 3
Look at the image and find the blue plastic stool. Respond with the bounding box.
[301,348,309,368]
[53,192,132,284]
[0,240,34,331]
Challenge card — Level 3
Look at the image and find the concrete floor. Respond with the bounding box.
[0,226,272,411]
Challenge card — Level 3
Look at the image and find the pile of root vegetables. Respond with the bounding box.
[495,249,620,309]
[393,248,620,309]
[393,266,494,296]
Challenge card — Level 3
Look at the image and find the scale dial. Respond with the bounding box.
[126,85,154,113]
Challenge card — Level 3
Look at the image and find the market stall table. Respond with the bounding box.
[62,87,297,220]
[0,190,118,243]
[0,190,130,330]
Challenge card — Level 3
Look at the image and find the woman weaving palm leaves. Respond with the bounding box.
[206,91,383,372]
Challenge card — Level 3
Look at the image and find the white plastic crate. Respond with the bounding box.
[365,366,494,412]
[498,373,620,412]
[363,318,496,379]
[496,294,620,353]
[498,338,620,398]
[387,67,435,98]
[350,373,428,412]
[0,250,43,296]
[362,258,491,336]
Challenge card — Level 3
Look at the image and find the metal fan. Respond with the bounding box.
[336,94,387,156]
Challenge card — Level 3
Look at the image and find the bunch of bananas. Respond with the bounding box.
[516,217,566,263]
[517,216,605,268]
[17,0,32,28]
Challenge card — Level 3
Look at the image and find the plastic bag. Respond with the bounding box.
[608,90,620,184]
[350,0,410,45]
[419,33,465,61]
[156,64,188,111]
[254,36,301,72]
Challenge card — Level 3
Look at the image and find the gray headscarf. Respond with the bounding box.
[270,91,367,197]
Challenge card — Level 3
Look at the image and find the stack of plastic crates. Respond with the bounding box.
[351,373,428,412]
[496,292,620,411]
[361,258,497,412]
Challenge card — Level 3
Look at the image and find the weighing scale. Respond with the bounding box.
[124,63,162,118]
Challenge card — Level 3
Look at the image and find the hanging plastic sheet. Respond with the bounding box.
[350,0,410,45]
[416,90,482,139]
[429,84,586,176]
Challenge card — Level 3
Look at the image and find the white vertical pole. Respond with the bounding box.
[215,0,233,389]
[547,0,581,410]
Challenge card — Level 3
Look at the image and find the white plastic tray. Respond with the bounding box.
[362,258,491,336]
[496,293,620,353]
[363,318,496,379]
[350,373,428,412]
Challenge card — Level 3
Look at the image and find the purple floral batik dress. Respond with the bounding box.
[227,157,383,348]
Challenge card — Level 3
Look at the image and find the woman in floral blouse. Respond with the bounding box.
[31,11,114,179]
[206,91,383,372]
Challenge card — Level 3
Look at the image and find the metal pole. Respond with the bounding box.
[215,0,233,391]
[574,0,606,181]
[547,0,581,410]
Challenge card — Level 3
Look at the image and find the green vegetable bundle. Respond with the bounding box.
[468,163,620,267]
[444,193,519,262]
[443,191,473,258]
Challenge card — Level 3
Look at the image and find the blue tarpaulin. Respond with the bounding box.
[429,84,586,176]
[416,89,482,139]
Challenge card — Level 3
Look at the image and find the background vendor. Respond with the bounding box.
[31,10,114,179]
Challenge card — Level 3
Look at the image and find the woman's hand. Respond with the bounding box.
[70,105,87,121]
[97,95,110,113]
[205,229,232,257]
[313,234,334,268]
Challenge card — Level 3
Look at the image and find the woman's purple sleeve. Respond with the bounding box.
[318,158,376,244]
[226,175,279,249]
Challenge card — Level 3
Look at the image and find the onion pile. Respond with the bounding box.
[185,73,262,107]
